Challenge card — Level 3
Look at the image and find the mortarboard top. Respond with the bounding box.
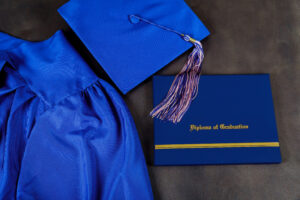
[58,0,210,94]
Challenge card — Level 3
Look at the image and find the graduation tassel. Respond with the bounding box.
[151,38,204,123]
[129,15,204,123]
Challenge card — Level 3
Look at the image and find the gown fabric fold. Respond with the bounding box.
[0,31,153,200]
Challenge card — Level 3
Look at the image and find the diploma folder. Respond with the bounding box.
[153,75,281,165]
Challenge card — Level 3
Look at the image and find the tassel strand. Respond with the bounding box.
[150,37,204,123]
[128,15,205,123]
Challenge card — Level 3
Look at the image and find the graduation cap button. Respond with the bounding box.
[128,15,140,24]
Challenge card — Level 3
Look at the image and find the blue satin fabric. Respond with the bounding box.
[0,31,153,200]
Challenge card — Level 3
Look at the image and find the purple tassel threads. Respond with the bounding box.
[150,36,204,123]
[129,15,205,123]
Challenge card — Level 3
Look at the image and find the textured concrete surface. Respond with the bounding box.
[0,0,299,199]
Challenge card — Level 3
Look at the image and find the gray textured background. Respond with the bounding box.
[1,0,299,199]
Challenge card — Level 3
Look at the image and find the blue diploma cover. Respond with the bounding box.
[153,75,281,165]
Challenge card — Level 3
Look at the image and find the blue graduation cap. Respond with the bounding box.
[58,0,210,123]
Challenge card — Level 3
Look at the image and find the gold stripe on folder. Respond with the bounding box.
[155,142,280,150]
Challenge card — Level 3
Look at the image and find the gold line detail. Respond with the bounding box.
[155,142,280,150]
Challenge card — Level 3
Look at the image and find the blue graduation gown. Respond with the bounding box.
[0,31,153,200]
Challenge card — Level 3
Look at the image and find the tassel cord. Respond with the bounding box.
[129,15,205,123]
[150,41,204,123]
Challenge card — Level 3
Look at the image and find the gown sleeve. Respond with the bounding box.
[16,79,153,200]
[0,57,46,200]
